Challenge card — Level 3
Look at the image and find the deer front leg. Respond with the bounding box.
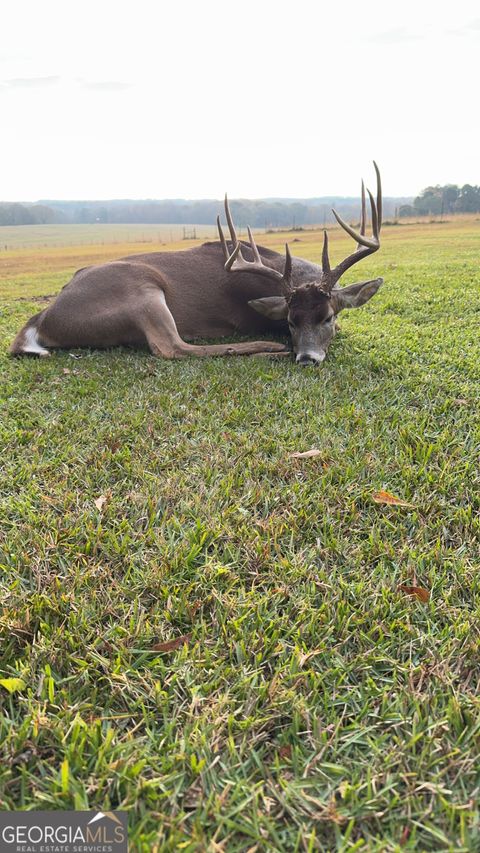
[142,290,287,359]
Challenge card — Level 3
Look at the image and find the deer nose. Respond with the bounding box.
[295,351,326,366]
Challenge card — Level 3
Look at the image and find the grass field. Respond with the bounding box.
[0,223,221,251]
[0,219,479,851]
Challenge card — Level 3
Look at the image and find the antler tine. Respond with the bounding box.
[331,162,381,250]
[373,160,382,233]
[284,243,292,282]
[247,226,262,263]
[247,225,292,287]
[357,179,366,250]
[367,187,378,241]
[281,242,294,293]
[216,215,230,262]
[219,194,294,291]
[327,162,383,286]
[224,240,243,271]
[224,194,238,245]
[331,203,379,250]
[322,229,331,275]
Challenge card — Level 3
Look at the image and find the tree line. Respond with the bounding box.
[1,186,479,227]
[399,184,480,217]
[0,202,58,226]
[0,196,405,228]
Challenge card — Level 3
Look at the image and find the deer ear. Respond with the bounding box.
[248,296,289,320]
[331,278,383,313]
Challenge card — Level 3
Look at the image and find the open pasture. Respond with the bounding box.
[0,218,479,850]
[0,222,220,251]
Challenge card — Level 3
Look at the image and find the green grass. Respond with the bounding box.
[0,221,479,851]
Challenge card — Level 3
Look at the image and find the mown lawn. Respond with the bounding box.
[0,220,479,851]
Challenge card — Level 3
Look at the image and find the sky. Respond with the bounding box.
[1,0,479,201]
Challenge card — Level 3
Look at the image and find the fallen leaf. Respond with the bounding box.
[372,490,415,508]
[298,649,323,667]
[62,368,71,375]
[398,585,430,603]
[289,449,322,459]
[94,495,108,512]
[153,633,192,653]
[187,599,202,620]
[0,677,26,694]
[278,745,292,760]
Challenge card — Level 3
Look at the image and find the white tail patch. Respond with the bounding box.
[22,326,50,356]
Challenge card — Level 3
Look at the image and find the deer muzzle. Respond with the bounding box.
[295,349,326,366]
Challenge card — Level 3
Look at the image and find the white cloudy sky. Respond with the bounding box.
[1,0,478,200]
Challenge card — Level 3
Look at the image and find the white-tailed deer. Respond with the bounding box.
[11,164,383,365]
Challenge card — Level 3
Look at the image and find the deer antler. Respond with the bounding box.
[217,165,382,296]
[217,195,293,292]
[321,161,382,291]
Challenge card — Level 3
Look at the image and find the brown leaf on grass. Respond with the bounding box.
[298,649,323,668]
[153,633,192,653]
[289,448,322,459]
[398,584,430,603]
[94,494,108,512]
[40,494,56,504]
[62,367,71,375]
[187,599,202,620]
[278,745,292,760]
[372,490,415,508]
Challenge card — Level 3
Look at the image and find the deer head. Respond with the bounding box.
[217,163,383,365]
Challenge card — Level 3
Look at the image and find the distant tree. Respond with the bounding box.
[0,203,40,225]
[442,185,459,213]
[77,207,94,224]
[455,184,480,213]
[412,183,479,216]
[398,204,416,218]
[413,186,443,216]
[31,204,57,224]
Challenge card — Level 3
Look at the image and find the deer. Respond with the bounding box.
[10,163,383,366]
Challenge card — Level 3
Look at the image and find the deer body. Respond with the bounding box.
[11,163,384,365]
[11,245,322,357]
